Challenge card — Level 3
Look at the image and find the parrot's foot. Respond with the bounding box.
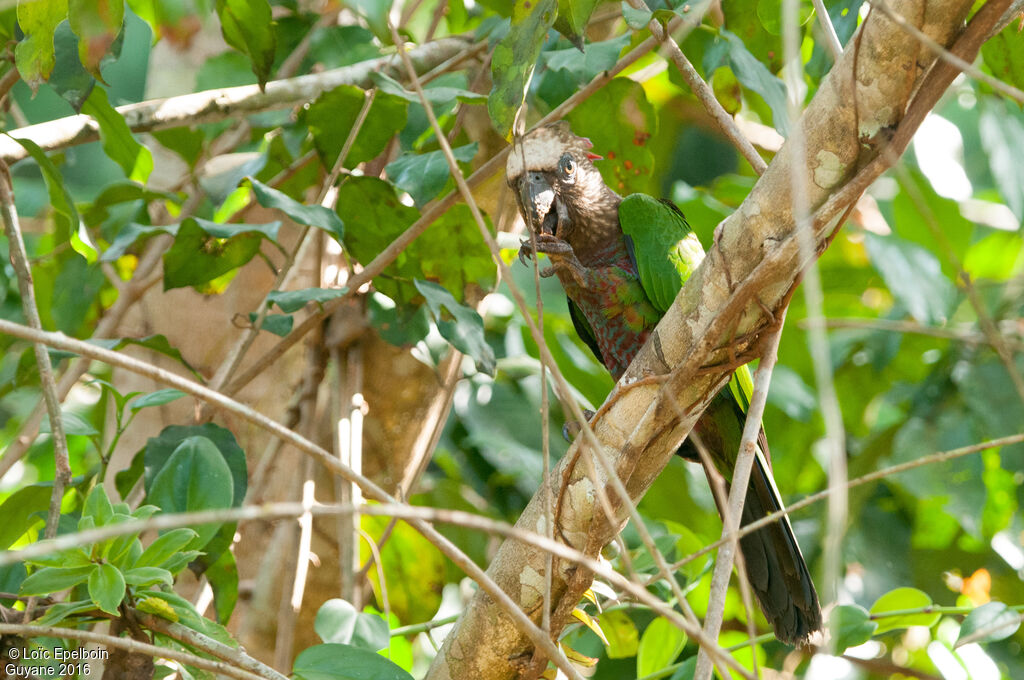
[561,409,597,442]
[530,233,587,284]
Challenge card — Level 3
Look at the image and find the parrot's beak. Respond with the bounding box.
[518,172,562,237]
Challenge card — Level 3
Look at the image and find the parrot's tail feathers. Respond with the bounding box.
[736,454,822,645]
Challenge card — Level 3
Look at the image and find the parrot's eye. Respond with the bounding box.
[558,154,576,178]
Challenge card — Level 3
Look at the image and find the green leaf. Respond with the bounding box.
[20,566,95,596]
[205,546,239,624]
[488,0,558,137]
[637,617,687,677]
[829,604,878,651]
[247,312,294,337]
[720,28,790,136]
[869,587,941,634]
[88,563,125,615]
[40,410,99,437]
[152,126,206,168]
[982,22,1024,93]
[27,546,93,569]
[136,528,199,569]
[80,86,152,183]
[721,0,780,72]
[359,515,445,625]
[292,643,414,680]
[314,599,389,651]
[864,232,955,325]
[84,181,181,228]
[162,218,281,291]
[143,424,248,513]
[956,602,1022,646]
[101,222,176,262]
[15,0,68,89]
[50,19,98,110]
[621,3,654,29]
[82,485,114,527]
[136,594,178,621]
[553,0,600,47]
[123,566,173,587]
[267,287,348,313]
[346,0,393,43]
[384,143,478,207]
[305,86,408,168]
[6,135,93,261]
[33,600,97,627]
[246,177,345,240]
[979,99,1024,221]
[415,280,496,375]
[129,388,187,411]
[215,0,276,88]
[0,484,53,550]
[369,71,488,107]
[148,437,234,550]
[600,609,639,658]
[567,78,658,195]
[544,34,630,84]
[68,0,124,80]
[669,656,697,680]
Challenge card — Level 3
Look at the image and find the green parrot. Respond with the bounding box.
[506,121,821,644]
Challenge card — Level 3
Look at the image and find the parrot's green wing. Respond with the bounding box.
[618,194,705,314]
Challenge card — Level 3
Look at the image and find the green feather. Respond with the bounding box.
[618,194,704,313]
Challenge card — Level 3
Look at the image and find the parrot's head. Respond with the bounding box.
[506,121,620,244]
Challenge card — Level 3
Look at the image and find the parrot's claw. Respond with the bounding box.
[518,241,536,266]
[561,409,597,442]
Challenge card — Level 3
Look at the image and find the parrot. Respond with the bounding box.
[505,121,822,645]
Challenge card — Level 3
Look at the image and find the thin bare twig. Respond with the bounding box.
[627,0,768,175]
[132,610,289,680]
[806,317,1024,352]
[0,38,470,163]
[0,165,71,541]
[695,310,787,679]
[782,0,846,649]
[670,432,1024,573]
[0,623,265,680]
[812,0,844,61]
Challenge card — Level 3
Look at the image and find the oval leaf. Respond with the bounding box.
[292,643,413,680]
[637,616,687,677]
[956,602,1022,647]
[869,587,940,634]
[829,604,878,651]
[88,563,125,615]
[20,566,96,596]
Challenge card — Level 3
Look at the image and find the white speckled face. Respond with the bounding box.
[506,127,568,182]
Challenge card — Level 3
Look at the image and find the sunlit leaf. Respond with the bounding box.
[489,0,558,137]
[215,0,275,88]
[292,643,413,680]
[81,87,152,183]
[869,587,941,634]
[68,0,124,80]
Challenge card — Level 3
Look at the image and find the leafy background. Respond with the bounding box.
[0,0,1021,679]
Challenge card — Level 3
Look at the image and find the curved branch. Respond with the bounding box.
[0,37,470,163]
